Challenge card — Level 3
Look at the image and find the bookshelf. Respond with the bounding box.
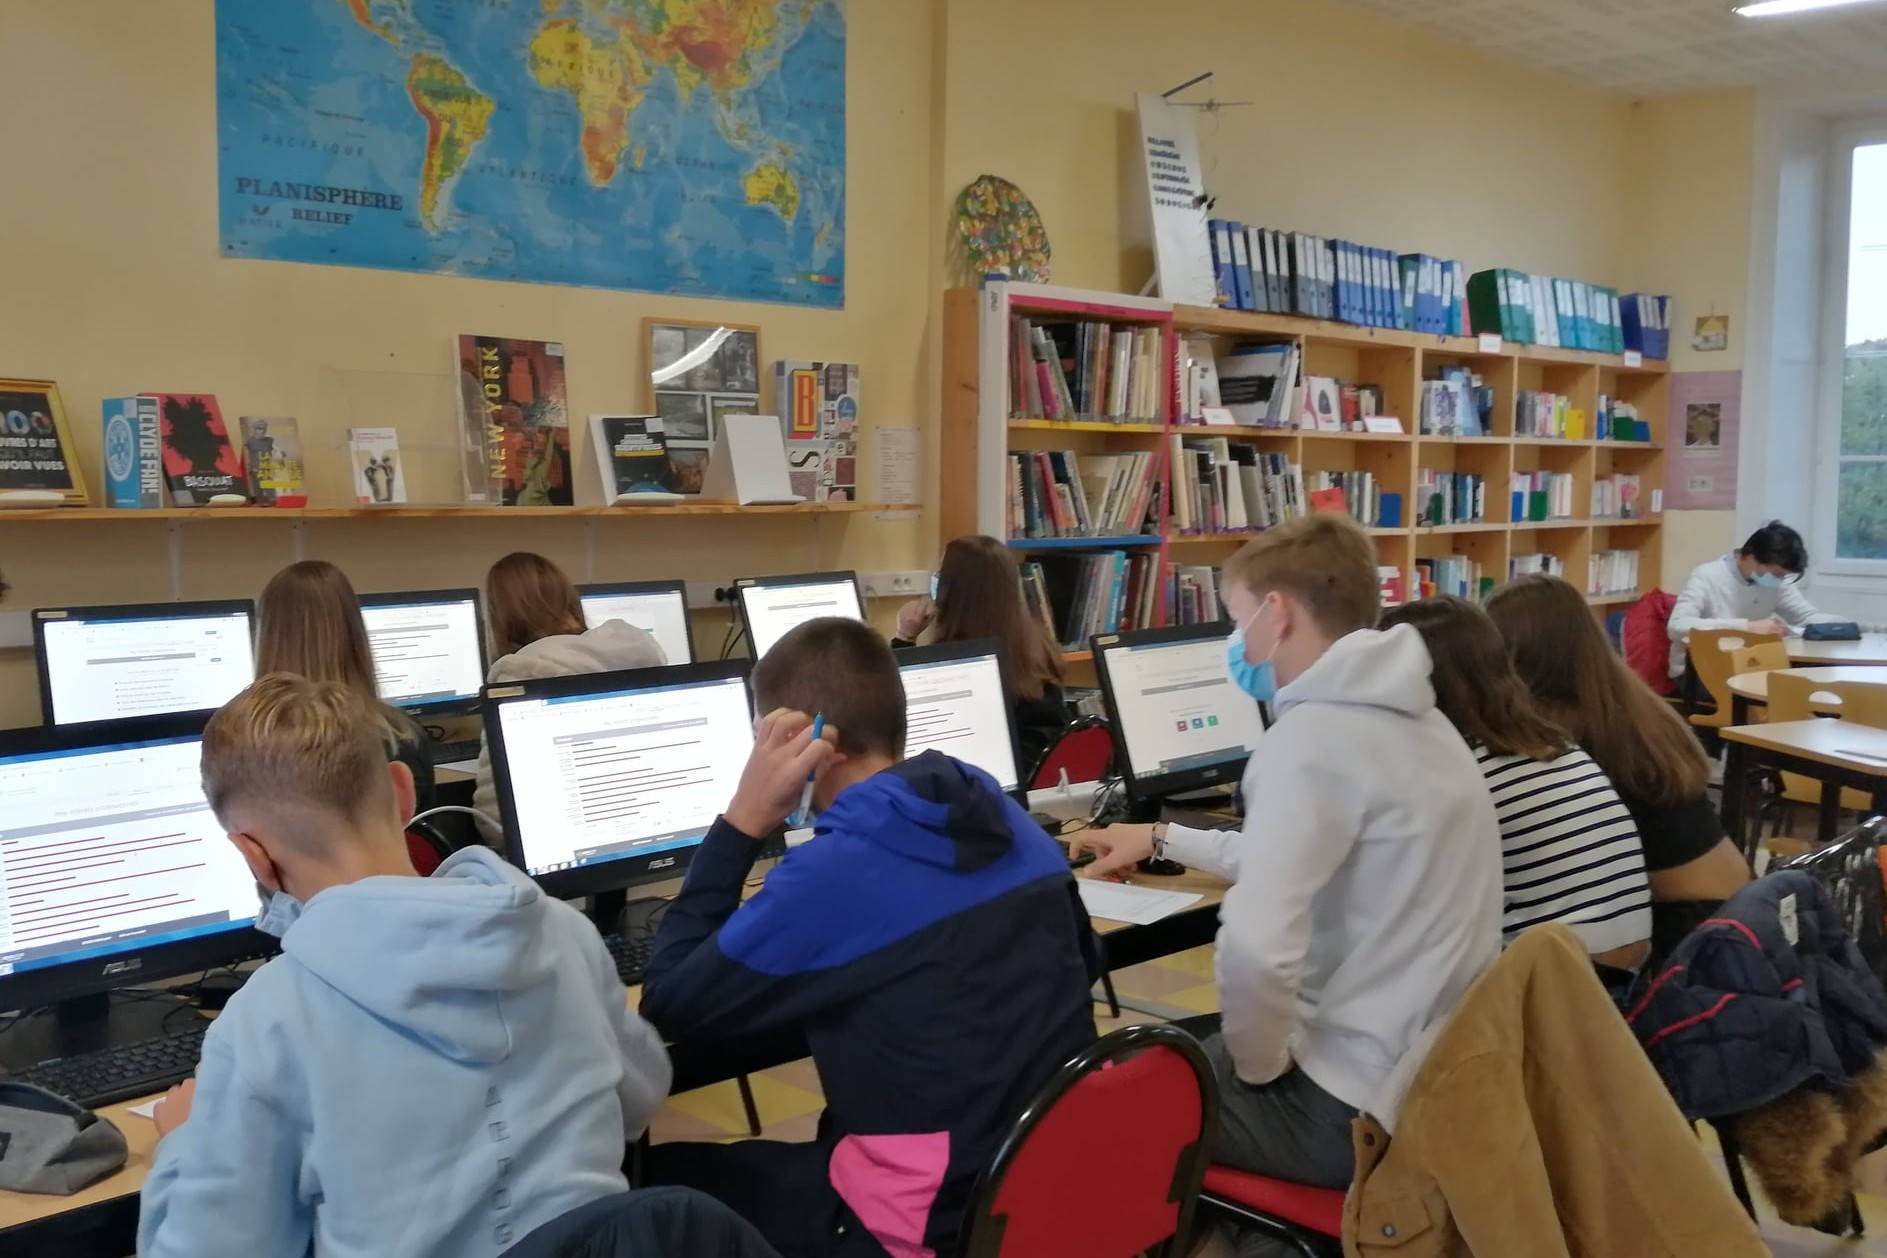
[0,502,919,523]
[942,281,1666,657]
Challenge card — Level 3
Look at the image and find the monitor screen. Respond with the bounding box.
[0,722,263,1007]
[735,571,865,658]
[1093,624,1265,798]
[359,590,487,713]
[35,601,256,726]
[897,640,1020,792]
[579,582,694,665]
[485,663,754,897]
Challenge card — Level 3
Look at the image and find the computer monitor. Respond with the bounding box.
[0,715,268,1014]
[358,589,488,715]
[578,580,695,665]
[483,661,755,900]
[896,639,1022,795]
[1092,622,1266,805]
[34,600,257,726]
[734,570,866,659]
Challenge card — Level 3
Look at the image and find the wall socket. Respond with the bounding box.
[682,572,930,609]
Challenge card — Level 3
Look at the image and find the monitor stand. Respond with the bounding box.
[0,989,209,1073]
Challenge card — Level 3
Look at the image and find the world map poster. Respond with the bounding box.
[214,0,846,307]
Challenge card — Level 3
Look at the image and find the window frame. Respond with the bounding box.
[1813,117,1887,576]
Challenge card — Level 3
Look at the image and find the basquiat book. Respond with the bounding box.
[239,416,307,507]
[156,393,244,505]
[455,335,572,506]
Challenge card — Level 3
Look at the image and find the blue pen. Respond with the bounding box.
[793,713,825,826]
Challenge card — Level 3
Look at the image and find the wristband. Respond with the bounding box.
[1152,823,1169,860]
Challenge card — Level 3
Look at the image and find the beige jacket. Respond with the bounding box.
[1344,925,1766,1258]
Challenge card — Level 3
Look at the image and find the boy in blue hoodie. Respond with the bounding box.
[640,618,1099,1258]
[137,674,672,1258]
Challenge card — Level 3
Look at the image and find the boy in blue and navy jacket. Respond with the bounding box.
[640,617,1099,1258]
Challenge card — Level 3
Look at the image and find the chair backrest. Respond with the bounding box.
[1029,716,1116,790]
[405,817,456,876]
[1783,817,1887,988]
[1764,670,1887,727]
[1728,642,1791,677]
[1689,628,1783,728]
[1622,589,1679,697]
[959,1023,1218,1258]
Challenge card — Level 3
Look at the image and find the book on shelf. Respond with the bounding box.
[155,393,244,505]
[775,360,861,503]
[455,334,573,506]
[1590,549,1640,597]
[1010,317,1163,423]
[1601,400,1652,443]
[1028,551,1164,650]
[1213,343,1299,428]
[1379,566,1408,609]
[1171,563,1223,625]
[348,427,408,505]
[1509,471,1575,522]
[1509,551,1566,583]
[1307,471,1387,528]
[1178,335,1225,424]
[1419,367,1490,437]
[1416,469,1486,526]
[1008,449,1158,539]
[1415,555,1493,602]
[589,414,682,503]
[1592,473,1643,520]
[1516,391,1588,439]
[1170,436,1301,532]
[238,416,307,507]
[101,395,164,509]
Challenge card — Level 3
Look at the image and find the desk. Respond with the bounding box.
[1720,719,1887,847]
[1725,666,1887,724]
[1786,635,1887,666]
[0,865,1226,1257]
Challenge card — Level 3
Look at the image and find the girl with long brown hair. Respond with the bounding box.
[895,534,1067,771]
[1485,574,1752,959]
[473,553,666,839]
[254,560,437,816]
[1380,597,1650,968]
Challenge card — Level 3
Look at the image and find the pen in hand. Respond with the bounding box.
[792,713,825,826]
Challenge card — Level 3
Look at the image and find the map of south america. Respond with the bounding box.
[216,0,845,306]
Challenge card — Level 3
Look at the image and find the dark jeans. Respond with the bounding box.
[640,1139,886,1258]
[1174,1015,1358,1258]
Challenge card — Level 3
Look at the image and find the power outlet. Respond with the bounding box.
[860,570,932,600]
[683,581,734,610]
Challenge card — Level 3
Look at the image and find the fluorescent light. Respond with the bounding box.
[1735,0,1886,16]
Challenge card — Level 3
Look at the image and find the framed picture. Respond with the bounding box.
[643,318,761,493]
[0,378,90,505]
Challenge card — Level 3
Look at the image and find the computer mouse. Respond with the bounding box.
[1137,856,1187,877]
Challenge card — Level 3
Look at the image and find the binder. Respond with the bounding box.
[1209,220,1237,309]
[1246,226,1272,313]
[1228,222,1255,311]
[1332,241,1351,322]
[1318,237,1335,319]
[1291,233,1312,315]
[1264,230,1287,312]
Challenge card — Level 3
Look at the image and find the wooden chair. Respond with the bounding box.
[1688,629,1784,731]
[1767,672,1884,817]
[1724,642,1792,723]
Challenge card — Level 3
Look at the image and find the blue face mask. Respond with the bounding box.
[1226,615,1277,703]
[929,573,939,601]
[254,884,305,938]
[1753,572,1785,589]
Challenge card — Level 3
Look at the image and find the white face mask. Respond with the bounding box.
[254,885,305,938]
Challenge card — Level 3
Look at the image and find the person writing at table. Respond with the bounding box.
[1666,520,1843,680]
[893,533,1067,773]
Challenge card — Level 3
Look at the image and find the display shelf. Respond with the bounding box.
[0,502,921,523]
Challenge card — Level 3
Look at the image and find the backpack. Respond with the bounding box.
[1622,589,1679,696]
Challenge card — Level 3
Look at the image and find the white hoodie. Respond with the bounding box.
[473,620,667,841]
[1162,624,1502,1109]
[1665,552,1839,677]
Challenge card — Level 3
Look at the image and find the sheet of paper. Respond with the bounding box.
[1076,879,1204,926]
[438,758,481,774]
[129,1099,159,1119]
[873,426,920,504]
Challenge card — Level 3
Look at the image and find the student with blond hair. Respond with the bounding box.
[137,675,670,1258]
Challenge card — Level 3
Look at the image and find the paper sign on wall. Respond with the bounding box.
[1666,370,1741,511]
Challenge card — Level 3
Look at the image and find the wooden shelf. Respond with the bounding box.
[1008,419,1166,434]
[1588,592,1640,605]
[1061,650,1094,664]
[0,502,921,522]
[1168,532,1262,545]
[1415,521,1505,534]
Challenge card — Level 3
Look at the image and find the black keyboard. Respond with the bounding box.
[12,1023,208,1109]
[605,934,654,986]
[428,739,482,766]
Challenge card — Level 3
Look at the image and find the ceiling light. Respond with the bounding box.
[1734,0,1887,16]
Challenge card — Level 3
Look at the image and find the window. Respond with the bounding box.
[1825,127,1887,561]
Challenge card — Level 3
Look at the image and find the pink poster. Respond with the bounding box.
[1666,370,1741,511]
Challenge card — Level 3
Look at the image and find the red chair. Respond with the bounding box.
[1199,1166,1345,1257]
[957,1023,1218,1258]
[1029,716,1116,790]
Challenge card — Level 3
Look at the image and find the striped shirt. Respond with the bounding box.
[1476,746,1653,955]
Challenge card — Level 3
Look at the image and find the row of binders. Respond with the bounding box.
[1621,296,1674,360]
[1468,271,1641,355]
[1590,549,1641,597]
[1208,221,1468,334]
[1007,450,1161,540]
[1019,556,1222,650]
[1009,316,1165,423]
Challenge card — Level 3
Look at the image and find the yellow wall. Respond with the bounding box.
[1620,90,1759,588]
[0,0,937,726]
[0,0,1757,727]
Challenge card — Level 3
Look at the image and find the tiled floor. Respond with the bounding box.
[649,945,1887,1255]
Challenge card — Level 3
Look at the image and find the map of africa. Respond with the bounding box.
[215,0,845,307]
